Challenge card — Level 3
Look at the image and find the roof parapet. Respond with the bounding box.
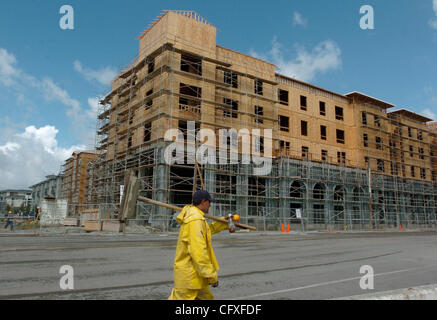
[388,109,433,123]
[345,91,394,109]
[137,10,217,40]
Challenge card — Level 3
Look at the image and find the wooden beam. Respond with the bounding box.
[137,196,257,231]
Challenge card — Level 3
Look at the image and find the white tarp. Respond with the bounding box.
[296,209,302,219]
[40,199,68,226]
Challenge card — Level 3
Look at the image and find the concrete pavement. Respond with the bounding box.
[1,230,437,300]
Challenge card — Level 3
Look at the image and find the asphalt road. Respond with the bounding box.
[1,230,437,300]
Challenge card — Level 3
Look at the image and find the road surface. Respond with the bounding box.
[1,230,437,300]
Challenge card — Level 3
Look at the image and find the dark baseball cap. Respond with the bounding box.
[193,190,216,203]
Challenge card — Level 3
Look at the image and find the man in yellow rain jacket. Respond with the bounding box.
[169,190,228,300]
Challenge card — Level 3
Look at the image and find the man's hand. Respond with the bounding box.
[208,274,219,287]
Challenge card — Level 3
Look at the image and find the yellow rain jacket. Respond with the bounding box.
[173,205,228,289]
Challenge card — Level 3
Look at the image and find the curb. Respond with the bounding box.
[336,284,437,300]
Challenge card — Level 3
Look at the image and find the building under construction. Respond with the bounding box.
[63,150,100,216]
[88,10,437,231]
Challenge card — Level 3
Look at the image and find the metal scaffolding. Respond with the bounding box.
[85,10,437,232]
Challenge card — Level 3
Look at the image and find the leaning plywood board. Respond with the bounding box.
[63,217,79,227]
[120,170,140,221]
[102,221,122,232]
[84,220,102,232]
[80,211,99,226]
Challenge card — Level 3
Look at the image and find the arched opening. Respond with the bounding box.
[313,183,326,224]
[334,186,346,201]
[333,186,346,224]
[313,183,325,200]
[384,191,396,226]
[425,195,434,223]
[290,181,305,199]
[374,191,385,225]
[352,187,363,202]
[290,181,305,224]
[352,187,363,225]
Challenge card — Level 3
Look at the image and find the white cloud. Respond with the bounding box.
[0,48,19,86]
[20,126,61,155]
[0,125,86,189]
[74,60,116,86]
[0,142,20,155]
[0,47,83,120]
[87,97,100,119]
[0,48,98,146]
[422,86,437,121]
[422,108,436,121]
[0,48,39,91]
[40,77,81,117]
[37,78,98,143]
[430,0,437,29]
[293,12,307,27]
[251,37,342,82]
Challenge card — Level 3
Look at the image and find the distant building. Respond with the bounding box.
[428,122,437,182]
[30,174,64,209]
[0,189,32,214]
[62,150,100,215]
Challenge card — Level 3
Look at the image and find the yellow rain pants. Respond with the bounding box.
[168,205,228,300]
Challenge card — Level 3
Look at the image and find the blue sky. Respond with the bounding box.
[1,0,437,189]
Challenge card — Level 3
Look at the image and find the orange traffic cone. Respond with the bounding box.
[286,224,290,233]
[281,224,285,233]
[399,224,403,231]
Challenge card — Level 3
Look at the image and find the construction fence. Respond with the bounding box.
[36,203,437,235]
[3,195,435,234]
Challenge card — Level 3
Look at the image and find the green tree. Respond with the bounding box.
[20,203,26,215]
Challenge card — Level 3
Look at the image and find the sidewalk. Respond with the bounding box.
[335,284,437,300]
[1,227,435,238]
